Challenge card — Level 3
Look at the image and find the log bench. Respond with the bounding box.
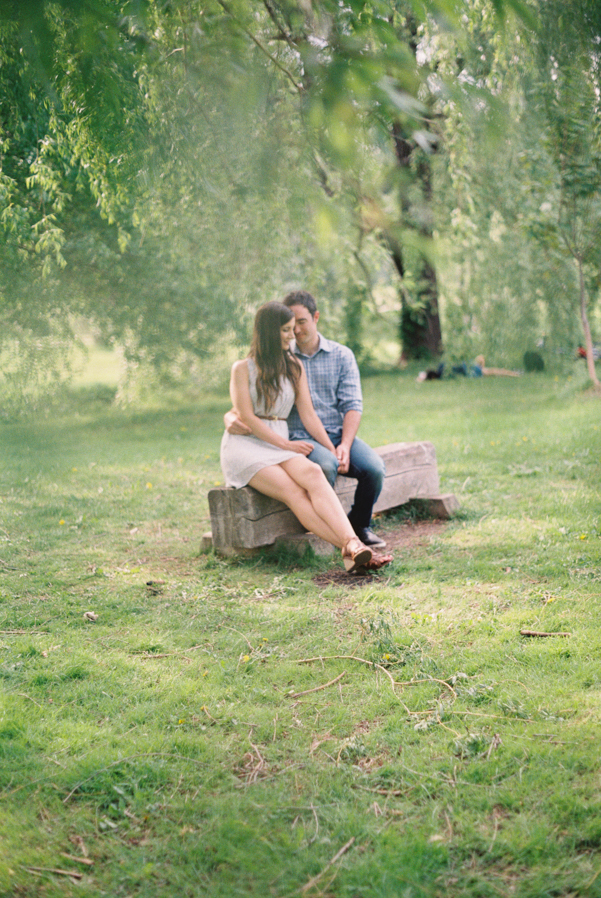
[205,440,459,557]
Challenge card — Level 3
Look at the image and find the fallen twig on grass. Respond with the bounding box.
[290,671,346,698]
[22,865,83,880]
[71,835,90,858]
[17,692,43,707]
[201,704,218,723]
[236,733,267,785]
[61,853,94,866]
[296,654,410,712]
[355,784,408,797]
[0,559,17,570]
[394,675,458,699]
[485,732,503,759]
[520,629,571,638]
[299,836,356,894]
[136,643,205,659]
[294,655,456,710]
[223,625,254,650]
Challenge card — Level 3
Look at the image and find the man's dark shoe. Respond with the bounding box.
[355,527,386,549]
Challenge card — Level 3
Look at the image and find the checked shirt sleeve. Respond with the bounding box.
[334,345,363,417]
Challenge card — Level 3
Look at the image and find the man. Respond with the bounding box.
[225,290,386,548]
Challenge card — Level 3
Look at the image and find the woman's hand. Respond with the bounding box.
[288,440,314,456]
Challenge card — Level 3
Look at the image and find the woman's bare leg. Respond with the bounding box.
[280,456,358,544]
[249,462,352,548]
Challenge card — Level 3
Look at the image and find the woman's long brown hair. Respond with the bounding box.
[250,302,301,411]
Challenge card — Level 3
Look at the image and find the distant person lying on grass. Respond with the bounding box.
[417,355,522,382]
[577,344,601,361]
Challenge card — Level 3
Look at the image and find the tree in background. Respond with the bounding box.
[0,1,333,399]
[530,0,601,389]
[435,3,557,367]
[1,0,410,394]
[1,0,598,406]
[0,1,153,400]
[209,0,449,360]
[432,0,601,382]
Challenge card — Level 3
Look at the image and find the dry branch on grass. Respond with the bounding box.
[22,865,83,880]
[294,654,457,710]
[235,736,267,784]
[299,837,356,894]
[136,643,205,659]
[290,671,346,698]
[61,853,94,866]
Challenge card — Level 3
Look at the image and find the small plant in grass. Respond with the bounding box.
[452,730,500,759]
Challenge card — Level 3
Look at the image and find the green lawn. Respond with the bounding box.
[1,367,600,897]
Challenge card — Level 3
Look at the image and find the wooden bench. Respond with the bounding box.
[205,440,458,556]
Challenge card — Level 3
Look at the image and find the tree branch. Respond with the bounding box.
[215,0,303,93]
[261,0,298,52]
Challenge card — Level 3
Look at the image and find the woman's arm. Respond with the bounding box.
[294,363,337,455]
[230,360,312,455]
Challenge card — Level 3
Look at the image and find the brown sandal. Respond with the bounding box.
[342,537,373,573]
[362,551,393,571]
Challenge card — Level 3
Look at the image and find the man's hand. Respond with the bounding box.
[338,410,360,474]
[335,443,351,474]
[224,409,252,436]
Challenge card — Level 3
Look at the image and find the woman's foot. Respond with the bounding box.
[342,537,373,573]
[362,551,393,571]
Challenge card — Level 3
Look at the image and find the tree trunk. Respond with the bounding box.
[415,258,443,356]
[577,256,600,390]
[391,123,443,361]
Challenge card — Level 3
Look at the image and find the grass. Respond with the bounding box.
[1,364,600,897]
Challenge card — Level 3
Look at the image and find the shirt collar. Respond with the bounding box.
[293,332,333,358]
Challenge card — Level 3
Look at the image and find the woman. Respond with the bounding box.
[221,302,384,572]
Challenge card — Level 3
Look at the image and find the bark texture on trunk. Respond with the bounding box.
[578,256,600,390]
[391,123,443,361]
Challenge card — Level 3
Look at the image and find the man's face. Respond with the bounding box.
[289,304,319,353]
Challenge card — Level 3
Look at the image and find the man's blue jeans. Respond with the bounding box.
[303,436,385,531]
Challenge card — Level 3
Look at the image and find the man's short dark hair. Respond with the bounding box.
[283,291,317,316]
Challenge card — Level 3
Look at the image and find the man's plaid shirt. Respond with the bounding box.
[287,334,363,441]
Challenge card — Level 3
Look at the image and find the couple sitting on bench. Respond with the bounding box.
[220,291,393,573]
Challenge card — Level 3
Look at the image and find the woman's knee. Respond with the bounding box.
[290,457,329,492]
[302,458,329,486]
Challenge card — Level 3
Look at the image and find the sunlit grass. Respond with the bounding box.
[1,370,600,897]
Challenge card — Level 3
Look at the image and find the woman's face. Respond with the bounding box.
[280,318,295,351]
